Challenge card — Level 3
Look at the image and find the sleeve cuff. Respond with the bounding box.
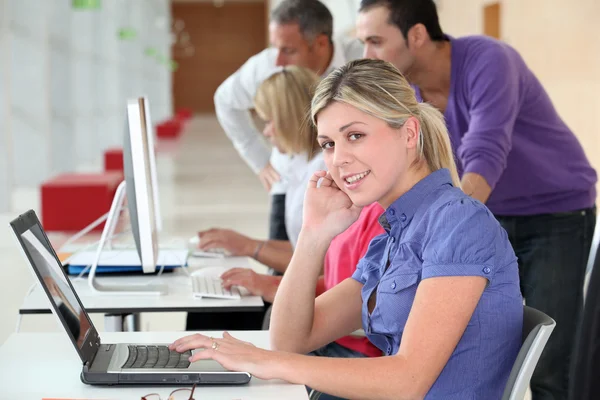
[240,140,271,174]
[422,263,494,282]
[462,157,504,190]
[351,266,367,285]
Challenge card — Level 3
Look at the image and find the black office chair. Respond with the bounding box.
[569,222,600,400]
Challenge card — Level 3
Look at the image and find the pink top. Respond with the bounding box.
[323,202,385,357]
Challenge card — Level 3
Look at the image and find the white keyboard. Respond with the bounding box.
[191,248,229,258]
[191,275,240,300]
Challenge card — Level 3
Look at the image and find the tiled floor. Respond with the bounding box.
[0,115,270,344]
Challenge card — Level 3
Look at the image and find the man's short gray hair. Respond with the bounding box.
[271,0,333,43]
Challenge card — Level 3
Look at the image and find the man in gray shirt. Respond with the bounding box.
[213,0,362,241]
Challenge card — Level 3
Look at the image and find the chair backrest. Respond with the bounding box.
[583,217,600,300]
[262,305,272,330]
[502,305,556,400]
[569,233,600,400]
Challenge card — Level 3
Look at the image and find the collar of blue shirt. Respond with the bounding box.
[378,168,454,232]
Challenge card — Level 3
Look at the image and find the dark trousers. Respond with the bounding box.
[496,207,595,400]
[269,193,288,240]
[268,193,287,277]
[185,194,287,331]
[185,303,272,331]
[305,342,369,400]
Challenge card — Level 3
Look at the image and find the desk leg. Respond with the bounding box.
[123,313,140,332]
[104,313,140,332]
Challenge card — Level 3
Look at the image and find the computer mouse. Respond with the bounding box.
[188,235,200,249]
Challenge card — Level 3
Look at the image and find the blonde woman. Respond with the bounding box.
[173,60,523,399]
[196,66,322,271]
[187,66,324,331]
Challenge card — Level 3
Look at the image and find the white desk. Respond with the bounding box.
[19,257,265,331]
[0,331,309,400]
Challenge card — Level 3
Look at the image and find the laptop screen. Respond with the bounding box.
[20,224,94,350]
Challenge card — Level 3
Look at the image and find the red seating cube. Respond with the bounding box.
[156,119,182,139]
[104,147,124,173]
[176,108,193,121]
[41,172,123,232]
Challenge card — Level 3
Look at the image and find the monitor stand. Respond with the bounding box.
[87,180,167,296]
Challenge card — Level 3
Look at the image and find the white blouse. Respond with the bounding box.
[284,152,326,248]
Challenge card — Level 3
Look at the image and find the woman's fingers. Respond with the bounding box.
[267,168,280,182]
[327,172,341,190]
[223,331,255,346]
[316,171,337,188]
[220,268,247,280]
[222,276,251,290]
[198,232,227,250]
[169,333,197,350]
[198,228,219,238]
[308,170,328,188]
[259,175,272,191]
[198,238,223,250]
[169,333,212,352]
[198,231,221,248]
[221,270,251,283]
[308,170,338,188]
[189,348,218,363]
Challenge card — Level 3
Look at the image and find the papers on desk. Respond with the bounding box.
[66,249,189,273]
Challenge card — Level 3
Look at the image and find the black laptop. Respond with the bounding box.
[10,210,252,386]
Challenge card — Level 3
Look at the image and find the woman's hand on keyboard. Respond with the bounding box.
[169,332,282,380]
[221,268,282,302]
[197,228,258,257]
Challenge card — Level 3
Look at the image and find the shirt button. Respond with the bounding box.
[400,213,407,222]
[388,209,395,216]
[391,281,396,290]
[483,267,491,274]
[387,346,392,355]
[390,237,395,243]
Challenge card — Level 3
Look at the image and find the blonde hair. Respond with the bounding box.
[254,66,321,156]
[310,59,460,187]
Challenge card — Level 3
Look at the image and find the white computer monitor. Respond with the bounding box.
[123,98,159,274]
[140,96,162,232]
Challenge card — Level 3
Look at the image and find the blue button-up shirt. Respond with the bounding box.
[352,169,523,399]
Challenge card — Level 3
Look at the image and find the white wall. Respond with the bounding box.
[436,0,600,177]
[501,0,600,176]
[9,0,52,187]
[48,0,75,175]
[0,0,173,210]
[0,0,11,212]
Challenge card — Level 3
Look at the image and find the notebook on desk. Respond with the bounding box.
[66,264,178,275]
[10,210,252,386]
[66,249,188,275]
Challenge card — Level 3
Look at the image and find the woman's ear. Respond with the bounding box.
[403,116,421,149]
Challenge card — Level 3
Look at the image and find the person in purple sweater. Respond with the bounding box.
[356,1,597,399]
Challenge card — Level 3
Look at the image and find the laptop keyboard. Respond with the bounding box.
[122,345,191,369]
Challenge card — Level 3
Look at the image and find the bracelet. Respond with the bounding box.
[252,241,265,260]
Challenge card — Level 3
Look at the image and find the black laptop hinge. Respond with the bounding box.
[87,338,100,366]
